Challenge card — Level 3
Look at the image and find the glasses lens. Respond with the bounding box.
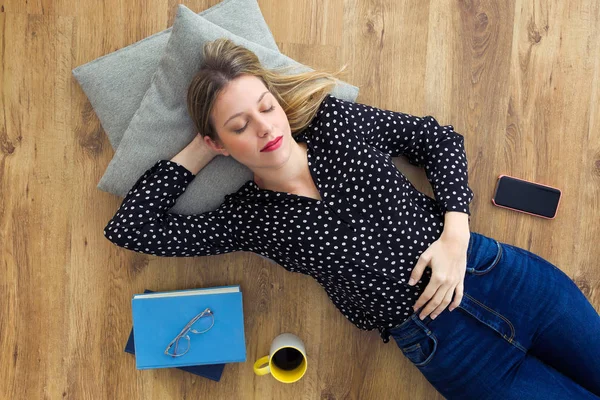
[190,313,214,333]
[173,335,190,356]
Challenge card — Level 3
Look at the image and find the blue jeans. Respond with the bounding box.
[389,231,600,399]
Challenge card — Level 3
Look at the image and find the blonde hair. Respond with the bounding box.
[187,38,349,144]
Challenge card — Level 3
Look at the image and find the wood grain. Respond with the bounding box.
[1,0,599,399]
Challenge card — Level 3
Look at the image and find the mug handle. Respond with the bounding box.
[253,355,271,376]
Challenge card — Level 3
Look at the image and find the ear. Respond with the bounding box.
[203,135,230,157]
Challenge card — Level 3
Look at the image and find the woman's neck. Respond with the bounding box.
[253,141,311,192]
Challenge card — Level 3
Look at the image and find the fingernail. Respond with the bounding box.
[431,314,437,320]
[419,314,424,320]
[408,279,415,285]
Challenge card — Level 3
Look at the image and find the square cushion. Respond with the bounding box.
[72,0,280,150]
[98,4,359,215]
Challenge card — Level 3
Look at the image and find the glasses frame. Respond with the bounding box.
[164,307,215,358]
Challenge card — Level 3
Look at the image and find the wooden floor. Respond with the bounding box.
[1,0,599,399]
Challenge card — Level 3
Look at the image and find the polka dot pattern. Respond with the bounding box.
[104,94,474,343]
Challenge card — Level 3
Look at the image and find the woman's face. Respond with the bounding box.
[207,74,294,170]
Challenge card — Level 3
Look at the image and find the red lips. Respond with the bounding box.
[261,136,283,151]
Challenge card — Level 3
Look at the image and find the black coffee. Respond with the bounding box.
[272,347,303,371]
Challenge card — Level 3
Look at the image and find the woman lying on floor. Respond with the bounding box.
[104,38,600,399]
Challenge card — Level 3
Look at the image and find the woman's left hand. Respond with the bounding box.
[408,233,470,320]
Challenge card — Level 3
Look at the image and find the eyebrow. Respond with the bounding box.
[223,90,271,127]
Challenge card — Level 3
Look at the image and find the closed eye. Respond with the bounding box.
[234,105,275,133]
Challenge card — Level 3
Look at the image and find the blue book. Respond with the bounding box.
[124,289,225,381]
[131,285,246,370]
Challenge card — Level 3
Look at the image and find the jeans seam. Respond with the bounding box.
[470,241,502,275]
[464,293,515,341]
[410,315,438,367]
[395,330,421,342]
[461,293,528,353]
[399,343,431,367]
[401,343,421,352]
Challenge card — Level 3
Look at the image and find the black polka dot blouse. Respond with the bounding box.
[104,94,474,343]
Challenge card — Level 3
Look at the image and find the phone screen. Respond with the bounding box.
[493,176,561,218]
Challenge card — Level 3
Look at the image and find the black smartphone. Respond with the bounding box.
[492,175,562,219]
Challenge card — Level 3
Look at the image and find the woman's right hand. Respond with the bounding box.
[171,133,221,175]
[195,132,224,157]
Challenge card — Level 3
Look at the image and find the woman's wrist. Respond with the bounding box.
[170,135,216,175]
[441,212,470,243]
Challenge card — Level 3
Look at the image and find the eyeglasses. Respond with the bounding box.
[164,307,215,357]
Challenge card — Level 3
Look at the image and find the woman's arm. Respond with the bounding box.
[441,211,471,242]
[321,95,474,217]
[170,133,218,175]
[103,135,241,257]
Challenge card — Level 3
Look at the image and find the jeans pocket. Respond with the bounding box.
[466,240,503,276]
[391,318,438,367]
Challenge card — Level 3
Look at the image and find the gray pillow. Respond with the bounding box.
[72,0,279,150]
[98,4,360,215]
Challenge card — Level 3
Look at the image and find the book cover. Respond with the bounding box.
[124,289,225,381]
[132,285,246,370]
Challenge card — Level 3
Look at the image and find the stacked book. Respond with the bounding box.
[125,285,246,381]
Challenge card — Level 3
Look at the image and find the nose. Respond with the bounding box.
[256,115,273,137]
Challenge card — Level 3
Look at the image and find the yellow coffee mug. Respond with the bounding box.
[253,333,307,383]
